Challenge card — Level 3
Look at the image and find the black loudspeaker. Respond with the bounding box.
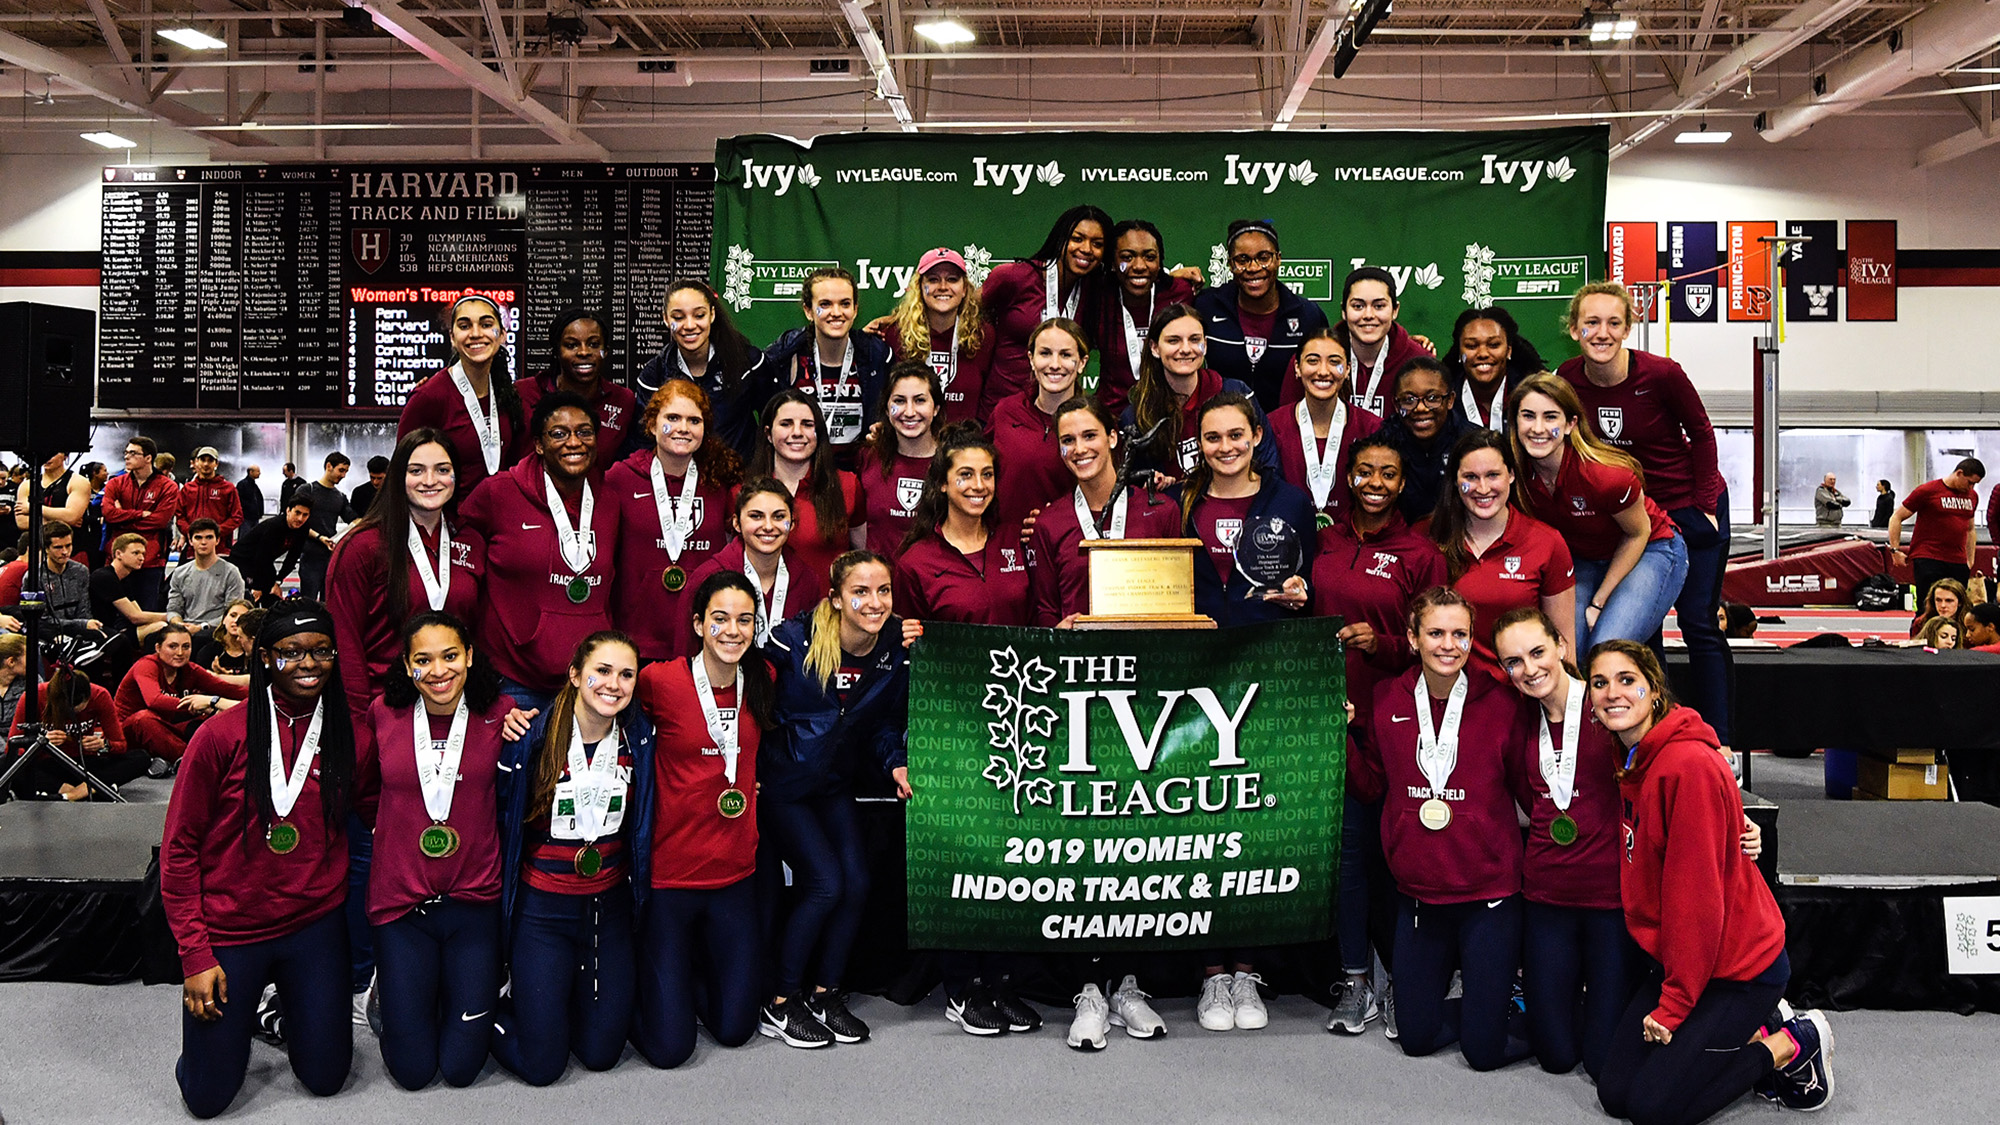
[0,302,95,453]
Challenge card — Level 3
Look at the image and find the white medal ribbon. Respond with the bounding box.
[1073,486,1129,542]
[1120,288,1159,384]
[267,692,325,820]
[1353,347,1390,415]
[744,552,791,646]
[691,656,744,785]
[407,522,453,611]
[649,456,700,563]
[414,696,470,824]
[797,339,860,443]
[564,716,625,843]
[448,362,502,475]
[1294,399,1347,512]
[542,471,597,577]
[1538,674,1585,813]
[1462,386,1505,430]
[1042,259,1080,322]
[1412,673,1468,801]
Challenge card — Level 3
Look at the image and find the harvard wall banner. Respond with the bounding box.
[904,619,1346,953]
[712,128,1608,366]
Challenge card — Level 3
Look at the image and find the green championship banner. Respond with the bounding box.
[905,619,1345,952]
[711,127,1607,365]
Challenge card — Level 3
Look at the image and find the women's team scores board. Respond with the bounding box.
[96,162,715,411]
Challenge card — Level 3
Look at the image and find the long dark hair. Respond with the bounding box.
[1430,429,1519,581]
[381,611,505,713]
[1178,391,1263,527]
[243,601,355,843]
[1442,306,1545,401]
[1026,205,1114,272]
[339,427,454,628]
[901,422,999,552]
[639,377,744,490]
[687,570,776,732]
[864,360,947,480]
[665,278,756,392]
[1131,302,1205,456]
[530,631,639,818]
[1055,396,1124,477]
[747,389,848,539]
[443,294,523,431]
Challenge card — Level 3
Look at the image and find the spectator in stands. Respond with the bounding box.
[1870,479,1895,529]
[166,520,246,634]
[1911,616,1959,650]
[1813,473,1850,527]
[0,634,27,730]
[1988,480,2000,560]
[0,521,94,632]
[1910,576,1968,639]
[279,461,307,510]
[102,436,182,612]
[1717,601,1758,640]
[78,461,108,567]
[155,452,179,483]
[194,599,260,676]
[237,464,265,527]
[91,532,179,680]
[1887,458,1983,611]
[14,452,91,536]
[234,498,315,604]
[349,455,388,520]
[298,453,356,600]
[1962,603,2000,653]
[7,661,134,801]
[114,622,247,772]
[175,447,245,554]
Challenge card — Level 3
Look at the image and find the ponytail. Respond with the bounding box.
[805,550,890,692]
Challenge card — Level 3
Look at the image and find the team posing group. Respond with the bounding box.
[161,206,1834,1123]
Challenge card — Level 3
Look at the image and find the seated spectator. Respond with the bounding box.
[1910,616,1959,650]
[0,521,100,642]
[91,532,179,682]
[1911,576,1968,639]
[192,599,260,676]
[165,519,246,632]
[1964,603,2000,653]
[1717,601,1759,640]
[112,622,248,772]
[231,498,315,604]
[6,662,134,801]
[0,634,27,727]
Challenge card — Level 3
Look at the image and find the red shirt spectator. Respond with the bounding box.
[103,464,181,570]
[176,473,245,553]
[1898,475,1980,564]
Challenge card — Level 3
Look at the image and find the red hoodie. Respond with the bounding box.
[604,448,735,661]
[1618,706,1786,1030]
[176,475,245,552]
[515,371,640,474]
[457,459,621,692]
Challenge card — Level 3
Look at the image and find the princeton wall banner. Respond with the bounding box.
[712,127,1608,365]
[905,619,1346,952]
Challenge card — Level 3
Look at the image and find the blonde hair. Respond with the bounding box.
[1564,281,1636,333]
[806,551,890,691]
[1505,373,1646,522]
[890,270,986,357]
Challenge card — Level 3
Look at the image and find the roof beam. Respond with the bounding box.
[476,0,522,98]
[834,0,916,131]
[1272,9,1347,130]
[1756,0,2000,142]
[82,0,143,99]
[349,0,609,156]
[0,26,249,154]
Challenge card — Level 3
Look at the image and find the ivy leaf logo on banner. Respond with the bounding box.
[796,164,822,189]
[1035,160,1066,186]
[961,244,994,288]
[1411,263,1444,290]
[982,645,1060,814]
[724,245,756,311]
[1460,242,1496,306]
[1546,157,1576,183]
[1207,242,1231,288]
[1287,160,1319,186]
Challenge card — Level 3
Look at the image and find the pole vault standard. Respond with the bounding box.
[1757,233,1809,563]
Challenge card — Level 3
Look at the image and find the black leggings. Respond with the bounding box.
[1393,895,1533,1071]
[634,877,761,1068]
[1598,950,1789,1125]
[1523,901,1635,1079]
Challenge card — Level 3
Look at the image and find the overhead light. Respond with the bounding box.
[1586,13,1637,42]
[81,131,138,149]
[1675,124,1732,144]
[914,19,975,46]
[158,27,227,51]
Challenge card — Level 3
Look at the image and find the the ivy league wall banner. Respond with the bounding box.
[905,620,1346,953]
[712,128,1608,366]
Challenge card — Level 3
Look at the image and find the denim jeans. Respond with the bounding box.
[1667,488,1733,745]
[1575,533,1689,653]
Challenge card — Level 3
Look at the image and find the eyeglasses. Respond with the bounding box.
[544,425,597,443]
[1229,252,1278,269]
[271,646,337,664]
[123,449,146,458]
[1395,392,1452,409]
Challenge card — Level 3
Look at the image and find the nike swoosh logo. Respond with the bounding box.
[1210,315,1227,322]
[461,1010,491,1022]
[1486,900,1503,909]
[1634,389,1650,396]
[520,523,542,530]
[1391,715,1412,723]
[633,492,649,499]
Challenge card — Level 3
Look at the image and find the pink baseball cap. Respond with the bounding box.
[915,247,968,276]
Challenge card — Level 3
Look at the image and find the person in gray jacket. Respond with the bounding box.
[1814,473,1851,527]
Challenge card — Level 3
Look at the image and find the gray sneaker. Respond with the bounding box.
[1381,981,1398,1040]
[1326,975,1377,1034]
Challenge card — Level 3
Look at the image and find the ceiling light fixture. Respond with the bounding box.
[1674,123,1732,144]
[158,27,228,51]
[914,19,975,47]
[1586,12,1638,43]
[80,131,138,148]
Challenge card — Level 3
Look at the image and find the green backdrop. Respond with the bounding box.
[711,127,1608,363]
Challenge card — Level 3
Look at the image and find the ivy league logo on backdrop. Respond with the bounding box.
[1477,154,1578,192]
[739,159,822,196]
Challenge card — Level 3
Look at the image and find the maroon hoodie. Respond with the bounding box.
[686,538,829,639]
[1311,511,1447,734]
[989,387,1076,532]
[515,371,641,474]
[604,448,735,661]
[358,695,511,926]
[325,521,484,727]
[1270,399,1383,528]
[1096,275,1199,417]
[1618,706,1786,1030]
[1305,322,1432,416]
[457,458,621,692]
[1358,666,1528,904]
[1507,690,1623,911]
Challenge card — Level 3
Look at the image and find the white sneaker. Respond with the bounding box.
[1197,972,1236,1031]
[1067,984,1109,1051]
[1230,971,1269,1030]
[1107,975,1165,1039]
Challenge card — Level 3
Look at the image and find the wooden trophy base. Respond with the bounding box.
[1074,537,1214,629]
[1072,614,1216,631]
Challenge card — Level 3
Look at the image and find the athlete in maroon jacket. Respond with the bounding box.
[852,363,945,562]
[1332,268,1434,417]
[990,319,1090,532]
[1096,220,1199,416]
[687,479,829,649]
[457,392,621,706]
[978,206,1111,416]
[1272,328,1383,531]
[893,429,1030,627]
[398,295,529,496]
[515,309,641,474]
[879,248,995,425]
[1026,398,1183,626]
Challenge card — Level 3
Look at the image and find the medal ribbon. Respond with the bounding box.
[1042,259,1082,322]
[1294,399,1347,511]
[744,553,790,646]
[1412,673,1468,801]
[268,692,324,820]
[542,471,597,577]
[414,696,470,824]
[448,362,502,474]
[565,716,625,844]
[1538,674,1585,812]
[1463,386,1505,430]
[1353,347,1390,415]
[1073,486,1129,542]
[1120,287,1159,385]
[649,455,700,564]
[408,522,453,611]
[691,655,744,785]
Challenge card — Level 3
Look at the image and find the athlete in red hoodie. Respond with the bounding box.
[1589,640,1834,1121]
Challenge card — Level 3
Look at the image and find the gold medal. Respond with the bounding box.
[663,565,687,592]
[574,844,603,877]
[266,820,300,854]
[419,824,460,859]
[1418,798,1452,831]
[1315,511,1334,530]
[718,787,747,819]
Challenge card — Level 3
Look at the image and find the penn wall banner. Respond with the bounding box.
[904,619,1345,953]
[712,128,1608,365]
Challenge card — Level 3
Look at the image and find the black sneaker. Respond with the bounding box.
[253,988,286,1047]
[1773,1009,1835,1112]
[805,990,869,1044]
[759,996,835,1049]
[991,977,1042,1033]
[945,987,1009,1036]
[146,756,171,779]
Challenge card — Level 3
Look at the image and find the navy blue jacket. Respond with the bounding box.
[1191,282,1331,414]
[1117,375,1279,478]
[1376,410,1477,525]
[635,345,779,459]
[497,705,659,925]
[760,608,909,803]
[1176,472,1319,627]
[761,328,894,441]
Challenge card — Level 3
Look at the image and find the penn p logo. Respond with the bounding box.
[1504,555,1522,575]
[1597,406,1624,440]
[897,477,923,512]
[1684,284,1714,318]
